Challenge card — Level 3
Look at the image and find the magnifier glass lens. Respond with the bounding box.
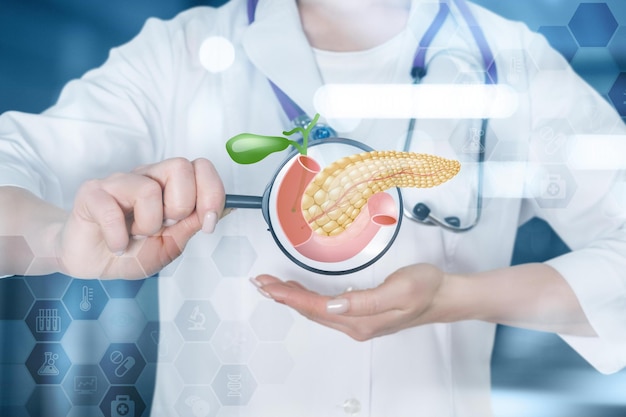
[265,139,402,275]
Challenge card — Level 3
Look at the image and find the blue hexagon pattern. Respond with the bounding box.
[569,3,618,47]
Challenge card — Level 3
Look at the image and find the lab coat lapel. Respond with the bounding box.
[242,0,322,119]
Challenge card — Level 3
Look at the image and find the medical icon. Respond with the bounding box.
[79,285,94,312]
[462,127,485,154]
[100,387,146,417]
[211,365,257,406]
[506,56,522,84]
[185,395,211,417]
[36,308,60,333]
[539,126,566,156]
[188,305,206,331]
[225,114,460,274]
[74,375,98,395]
[111,395,135,417]
[100,343,146,384]
[37,351,60,376]
[540,174,567,199]
[62,280,108,320]
[110,350,136,378]
[26,343,71,384]
[227,373,243,398]
[149,329,170,358]
[175,301,219,341]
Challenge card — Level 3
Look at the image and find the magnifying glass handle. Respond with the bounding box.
[224,194,263,209]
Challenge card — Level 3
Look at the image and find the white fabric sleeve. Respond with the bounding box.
[523,28,626,373]
[0,15,181,209]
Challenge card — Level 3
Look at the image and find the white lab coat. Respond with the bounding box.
[0,0,625,416]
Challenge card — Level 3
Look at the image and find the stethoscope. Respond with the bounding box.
[224,0,498,274]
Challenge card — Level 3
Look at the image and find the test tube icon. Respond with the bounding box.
[36,309,61,333]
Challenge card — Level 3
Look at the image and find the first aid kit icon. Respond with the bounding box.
[111,394,135,417]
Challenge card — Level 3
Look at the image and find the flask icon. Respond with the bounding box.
[37,351,60,376]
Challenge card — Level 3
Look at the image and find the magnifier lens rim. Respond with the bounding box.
[262,137,403,276]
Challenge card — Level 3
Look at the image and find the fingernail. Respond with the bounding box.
[114,250,125,257]
[163,219,178,227]
[202,211,218,234]
[249,277,272,299]
[326,298,349,314]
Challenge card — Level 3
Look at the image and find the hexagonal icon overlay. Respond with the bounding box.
[537,26,578,63]
[531,164,578,209]
[100,386,146,417]
[488,48,538,91]
[569,3,618,47]
[174,343,221,385]
[211,236,257,277]
[172,256,221,299]
[137,321,183,363]
[175,386,221,417]
[211,321,258,364]
[0,320,35,363]
[0,364,35,407]
[61,364,108,407]
[249,343,294,384]
[62,279,108,320]
[101,279,146,299]
[62,320,109,365]
[530,118,574,164]
[608,27,626,70]
[608,72,626,117]
[26,342,72,384]
[99,343,146,385]
[99,298,148,343]
[0,277,34,320]
[0,235,34,275]
[25,273,71,299]
[211,365,257,407]
[25,300,71,341]
[175,300,220,341]
[249,301,294,342]
[27,386,72,417]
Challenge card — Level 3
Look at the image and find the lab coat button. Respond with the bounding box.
[342,398,361,415]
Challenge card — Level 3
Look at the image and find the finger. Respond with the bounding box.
[192,158,225,233]
[98,174,164,237]
[77,185,129,255]
[336,273,418,317]
[134,158,197,224]
[254,276,402,340]
[258,277,361,330]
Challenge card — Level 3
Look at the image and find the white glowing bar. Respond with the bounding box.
[314,84,519,119]
[568,135,626,170]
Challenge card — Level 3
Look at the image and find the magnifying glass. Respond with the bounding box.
[224,138,404,276]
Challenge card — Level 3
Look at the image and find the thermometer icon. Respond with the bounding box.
[80,285,93,312]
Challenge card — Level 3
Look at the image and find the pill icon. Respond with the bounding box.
[114,355,136,377]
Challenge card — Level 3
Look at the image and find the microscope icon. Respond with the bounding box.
[188,305,206,331]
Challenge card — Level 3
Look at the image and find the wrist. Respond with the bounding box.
[430,271,477,324]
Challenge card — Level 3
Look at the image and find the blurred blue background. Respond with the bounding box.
[1,0,625,416]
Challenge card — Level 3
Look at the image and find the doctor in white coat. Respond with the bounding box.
[0,0,625,416]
